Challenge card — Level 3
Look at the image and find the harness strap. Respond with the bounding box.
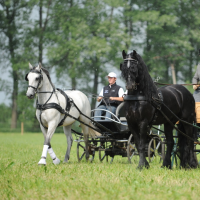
[123,95,146,101]
[37,88,72,129]
[148,92,163,127]
[152,95,200,144]
[37,103,66,114]
[57,88,71,127]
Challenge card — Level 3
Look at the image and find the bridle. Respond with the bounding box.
[25,69,44,93]
[123,57,139,90]
[25,69,55,94]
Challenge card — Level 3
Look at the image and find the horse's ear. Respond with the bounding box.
[133,50,137,55]
[122,50,127,59]
[35,63,42,71]
[29,63,33,70]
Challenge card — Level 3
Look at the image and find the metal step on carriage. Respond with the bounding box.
[73,102,164,164]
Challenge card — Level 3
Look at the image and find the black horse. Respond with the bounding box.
[120,50,198,169]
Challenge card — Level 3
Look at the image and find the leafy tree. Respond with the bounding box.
[0,0,30,128]
[48,0,127,108]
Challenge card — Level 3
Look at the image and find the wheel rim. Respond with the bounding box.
[77,142,86,162]
[127,134,138,164]
[148,137,162,163]
[77,142,95,162]
[99,149,106,162]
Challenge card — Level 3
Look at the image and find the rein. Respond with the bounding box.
[155,82,199,86]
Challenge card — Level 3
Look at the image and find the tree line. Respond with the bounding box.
[0,0,200,131]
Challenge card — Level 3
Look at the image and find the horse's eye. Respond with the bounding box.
[35,77,39,81]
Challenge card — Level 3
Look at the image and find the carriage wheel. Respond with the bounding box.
[77,142,95,162]
[127,134,138,164]
[162,140,166,160]
[99,149,114,163]
[194,144,199,164]
[99,149,106,162]
[148,136,162,163]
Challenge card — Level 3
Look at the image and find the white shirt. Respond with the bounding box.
[99,85,125,97]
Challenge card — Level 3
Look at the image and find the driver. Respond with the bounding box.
[94,72,124,121]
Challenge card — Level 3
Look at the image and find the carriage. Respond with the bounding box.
[73,102,163,164]
[25,53,200,168]
[73,100,200,167]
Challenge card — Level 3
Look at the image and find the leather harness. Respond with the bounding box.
[26,68,72,129]
[36,88,72,129]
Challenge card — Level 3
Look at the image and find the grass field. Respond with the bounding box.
[1,132,200,200]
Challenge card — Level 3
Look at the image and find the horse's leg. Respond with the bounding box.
[38,122,59,165]
[129,125,142,168]
[38,124,48,165]
[138,121,149,169]
[47,147,60,165]
[181,123,198,168]
[63,124,73,163]
[162,123,174,169]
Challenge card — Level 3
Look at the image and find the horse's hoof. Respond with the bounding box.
[53,157,60,165]
[161,165,171,169]
[38,158,46,165]
[137,164,149,170]
[63,160,68,164]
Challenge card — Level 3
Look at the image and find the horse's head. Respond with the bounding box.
[25,63,43,99]
[120,50,139,90]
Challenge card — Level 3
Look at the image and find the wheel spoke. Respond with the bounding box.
[79,144,85,150]
[80,152,86,160]
[130,152,135,159]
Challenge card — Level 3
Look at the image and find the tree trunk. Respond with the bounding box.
[9,34,18,129]
[39,0,43,63]
[72,77,76,90]
[91,57,99,109]
[11,70,18,129]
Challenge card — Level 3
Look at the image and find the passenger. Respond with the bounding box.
[193,63,200,102]
[94,72,124,121]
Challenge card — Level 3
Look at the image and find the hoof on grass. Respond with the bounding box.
[53,157,60,165]
[136,164,150,170]
[161,165,171,169]
[63,160,69,164]
[38,158,46,166]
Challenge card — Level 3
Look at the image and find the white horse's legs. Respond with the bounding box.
[38,122,59,165]
[38,125,48,165]
[38,144,49,165]
[48,147,60,165]
[63,125,73,163]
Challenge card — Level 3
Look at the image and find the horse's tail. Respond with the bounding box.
[88,121,101,137]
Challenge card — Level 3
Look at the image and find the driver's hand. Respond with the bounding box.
[193,85,200,90]
[109,97,114,100]
[97,97,103,102]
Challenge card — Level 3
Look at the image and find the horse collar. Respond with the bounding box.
[124,95,146,101]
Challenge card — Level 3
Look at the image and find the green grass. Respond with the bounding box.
[0,133,200,200]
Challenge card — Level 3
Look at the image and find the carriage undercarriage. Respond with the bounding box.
[73,102,200,167]
[73,103,164,165]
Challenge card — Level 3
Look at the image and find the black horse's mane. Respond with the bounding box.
[136,53,158,101]
[121,52,158,101]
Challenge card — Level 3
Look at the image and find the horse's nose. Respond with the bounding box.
[26,93,34,99]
